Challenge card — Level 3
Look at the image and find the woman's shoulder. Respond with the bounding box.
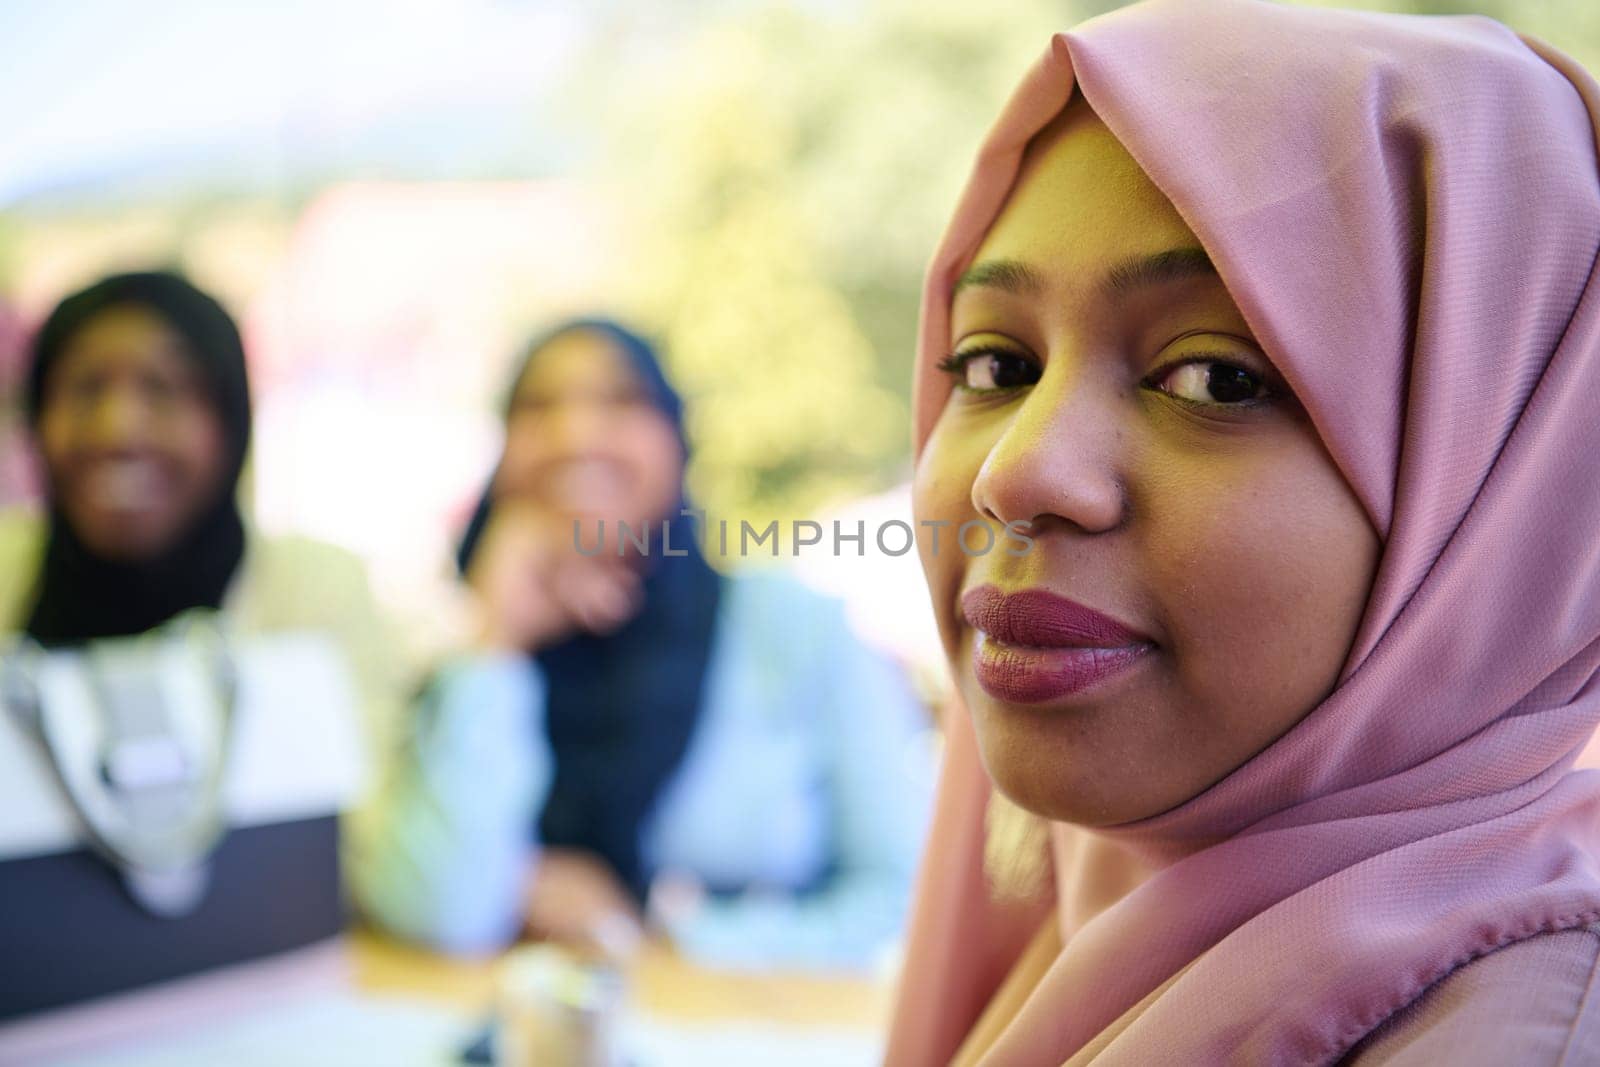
[235,530,377,629]
[1342,920,1600,1065]
[0,507,44,562]
[0,509,45,631]
[245,530,367,581]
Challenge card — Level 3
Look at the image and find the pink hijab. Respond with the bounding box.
[888,1,1600,1064]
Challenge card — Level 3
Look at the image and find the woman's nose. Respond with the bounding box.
[85,384,154,451]
[970,363,1127,536]
[543,398,611,453]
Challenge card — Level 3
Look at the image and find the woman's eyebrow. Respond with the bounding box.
[954,248,1217,303]
[1102,247,1216,299]
[953,259,1045,297]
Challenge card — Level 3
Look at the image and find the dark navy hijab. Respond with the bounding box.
[457,318,722,903]
[23,272,251,648]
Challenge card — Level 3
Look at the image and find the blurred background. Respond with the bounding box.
[2,0,1596,675]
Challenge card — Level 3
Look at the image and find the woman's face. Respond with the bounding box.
[37,305,229,561]
[914,100,1382,827]
[496,329,684,536]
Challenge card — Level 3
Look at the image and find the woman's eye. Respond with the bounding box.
[602,387,652,410]
[65,378,101,403]
[140,375,181,405]
[940,348,1041,392]
[1150,358,1268,406]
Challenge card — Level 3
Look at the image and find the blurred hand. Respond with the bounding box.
[646,868,708,934]
[466,502,643,653]
[524,848,644,962]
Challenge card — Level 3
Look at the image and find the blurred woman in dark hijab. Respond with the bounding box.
[352,317,933,969]
[0,271,392,1028]
[3,272,390,660]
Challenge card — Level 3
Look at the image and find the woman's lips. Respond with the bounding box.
[76,456,173,515]
[961,585,1155,704]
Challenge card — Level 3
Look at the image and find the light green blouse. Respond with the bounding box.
[0,508,402,770]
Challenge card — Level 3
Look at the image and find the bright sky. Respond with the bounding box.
[0,0,590,205]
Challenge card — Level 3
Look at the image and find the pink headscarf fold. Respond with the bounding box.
[889,1,1600,1063]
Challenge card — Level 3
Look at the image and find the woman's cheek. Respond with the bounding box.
[913,427,985,645]
[1145,444,1376,736]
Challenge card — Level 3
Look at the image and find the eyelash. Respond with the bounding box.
[937,346,1275,409]
[1140,353,1279,414]
[935,345,1032,394]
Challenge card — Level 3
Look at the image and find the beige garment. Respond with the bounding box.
[954,910,1600,1067]
[951,827,1157,1066]
[0,510,405,1054]
[0,508,402,763]
[952,916,1064,1067]
[1340,921,1600,1066]
[949,816,1600,1067]
[1051,926,1600,1066]
[952,912,1600,1066]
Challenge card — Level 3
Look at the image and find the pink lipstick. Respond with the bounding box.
[961,585,1155,704]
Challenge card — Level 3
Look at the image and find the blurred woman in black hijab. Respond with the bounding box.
[0,271,394,1025]
[352,317,934,970]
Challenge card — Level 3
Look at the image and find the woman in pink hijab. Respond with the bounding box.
[889,1,1600,1063]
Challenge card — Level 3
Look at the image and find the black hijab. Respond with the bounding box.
[23,272,251,648]
[457,318,722,903]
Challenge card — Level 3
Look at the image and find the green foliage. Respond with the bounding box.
[582,0,1075,525]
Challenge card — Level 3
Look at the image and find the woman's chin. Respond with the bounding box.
[965,690,1182,828]
[67,510,185,562]
[989,771,1143,828]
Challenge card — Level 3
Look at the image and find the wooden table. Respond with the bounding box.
[350,928,895,1031]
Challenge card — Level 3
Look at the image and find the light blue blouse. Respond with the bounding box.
[349,568,935,970]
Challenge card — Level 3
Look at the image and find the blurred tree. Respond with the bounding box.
[577,0,1074,529]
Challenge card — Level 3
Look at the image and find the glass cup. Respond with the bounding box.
[494,943,626,1067]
